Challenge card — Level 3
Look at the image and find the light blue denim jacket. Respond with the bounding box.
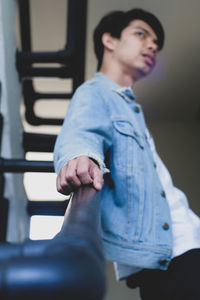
[54,72,173,271]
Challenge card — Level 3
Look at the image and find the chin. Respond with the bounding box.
[138,65,153,78]
[136,69,150,80]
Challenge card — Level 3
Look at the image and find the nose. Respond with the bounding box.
[147,39,158,54]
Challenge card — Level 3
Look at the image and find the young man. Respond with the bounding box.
[54,9,200,299]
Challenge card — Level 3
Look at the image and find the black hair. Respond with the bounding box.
[93,8,165,70]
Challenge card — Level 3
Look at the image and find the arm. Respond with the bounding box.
[54,84,112,195]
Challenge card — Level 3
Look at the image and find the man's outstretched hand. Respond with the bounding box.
[56,156,104,195]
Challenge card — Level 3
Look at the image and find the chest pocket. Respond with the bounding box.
[112,120,145,172]
[113,120,145,148]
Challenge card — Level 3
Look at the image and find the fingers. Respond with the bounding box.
[56,156,104,195]
[90,164,104,191]
[56,164,75,195]
[67,159,82,186]
[76,157,93,185]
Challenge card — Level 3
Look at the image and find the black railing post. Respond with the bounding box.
[0,186,106,300]
[17,0,87,128]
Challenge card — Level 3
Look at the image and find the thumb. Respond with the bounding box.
[91,166,104,191]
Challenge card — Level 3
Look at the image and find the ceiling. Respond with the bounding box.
[23,0,200,123]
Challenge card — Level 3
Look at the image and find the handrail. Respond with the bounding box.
[0,158,54,173]
[0,186,106,299]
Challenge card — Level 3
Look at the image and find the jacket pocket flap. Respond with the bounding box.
[113,120,144,148]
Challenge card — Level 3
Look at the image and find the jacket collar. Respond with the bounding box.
[93,72,136,102]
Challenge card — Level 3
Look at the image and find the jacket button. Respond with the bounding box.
[163,222,169,230]
[160,259,167,266]
[153,162,157,168]
[161,190,166,197]
[134,106,140,113]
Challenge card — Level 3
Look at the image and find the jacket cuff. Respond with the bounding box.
[54,152,110,175]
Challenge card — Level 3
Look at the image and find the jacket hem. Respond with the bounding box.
[102,238,172,271]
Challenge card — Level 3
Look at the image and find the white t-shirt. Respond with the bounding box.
[114,128,200,280]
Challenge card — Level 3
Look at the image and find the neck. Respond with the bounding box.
[99,57,141,87]
[100,65,137,87]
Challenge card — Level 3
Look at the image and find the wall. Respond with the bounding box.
[149,121,200,215]
[0,0,29,242]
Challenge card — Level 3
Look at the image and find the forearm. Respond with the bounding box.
[54,85,112,175]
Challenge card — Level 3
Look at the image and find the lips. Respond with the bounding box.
[142,54,155,67]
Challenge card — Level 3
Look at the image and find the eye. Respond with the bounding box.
[135,31,145,38]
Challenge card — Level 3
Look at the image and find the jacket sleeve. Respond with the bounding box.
[53,83,112,174]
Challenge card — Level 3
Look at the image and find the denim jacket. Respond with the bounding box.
[54,72,173,271]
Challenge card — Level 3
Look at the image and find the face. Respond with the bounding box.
[111,19,159,80]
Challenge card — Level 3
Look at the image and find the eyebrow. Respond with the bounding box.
[133,26,159,45]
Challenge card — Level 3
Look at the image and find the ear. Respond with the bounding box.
[101,32,117,51]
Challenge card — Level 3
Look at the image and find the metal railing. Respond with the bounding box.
[17,0,87,127]
[0,186,106,299]
[0,158,54,173]
[0,1,106,297]
[0,121,107,297]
